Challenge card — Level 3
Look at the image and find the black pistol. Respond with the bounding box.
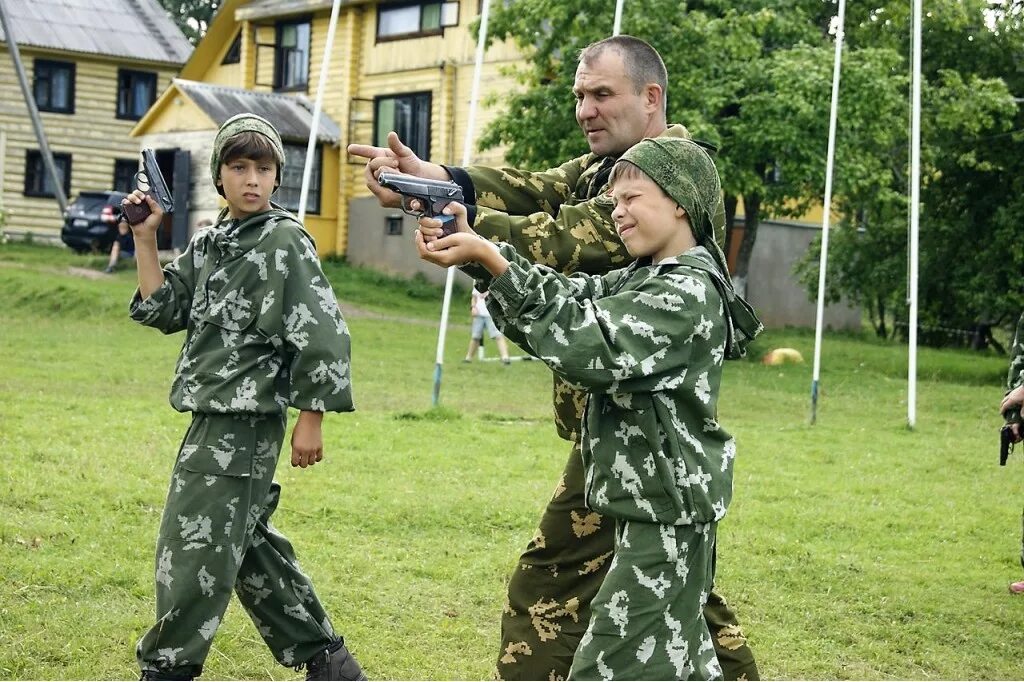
[1001,410,1022,466]
[378,172,464,237]
[119,148,174,225]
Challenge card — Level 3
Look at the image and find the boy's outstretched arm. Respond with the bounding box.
[291,410,324,468]
[416,202,509,277]
[121,191,164,299]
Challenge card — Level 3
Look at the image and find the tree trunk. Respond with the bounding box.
[876,295,888,338]
[723,194,738,270]
[733,192,761,298]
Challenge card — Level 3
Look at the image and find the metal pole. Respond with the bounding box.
[432,0,491,406]
[908,0,922,429]
[298,0,343,223]
[613,0,625,35]
[0,0,67,213]
[810,0,846,425]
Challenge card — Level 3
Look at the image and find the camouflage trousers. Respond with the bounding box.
[569,521,719,681]
[137,412,336,677]
[496,442,758,681]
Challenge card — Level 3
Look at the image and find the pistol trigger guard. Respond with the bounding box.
[399,196,422,218]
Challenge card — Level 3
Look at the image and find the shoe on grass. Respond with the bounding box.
[302,639,367,681]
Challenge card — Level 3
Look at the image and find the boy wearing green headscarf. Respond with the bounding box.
[415,137,760,680]
[122,113,365,681]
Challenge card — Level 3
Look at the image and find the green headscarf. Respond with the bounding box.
[618,137,763,358]
[210,113,286,197]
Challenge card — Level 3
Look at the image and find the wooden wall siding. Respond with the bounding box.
[330,6,365,256]
[204,59,242,88]
[137,129,220,230]
[253,23,277,91]
[0,50,178,237]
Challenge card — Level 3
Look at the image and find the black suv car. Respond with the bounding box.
[60,190,128,253]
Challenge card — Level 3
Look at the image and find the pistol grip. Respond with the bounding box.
[121,198,153,226]
[438,214,456,238]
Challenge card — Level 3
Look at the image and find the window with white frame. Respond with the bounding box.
[276,143,322,215]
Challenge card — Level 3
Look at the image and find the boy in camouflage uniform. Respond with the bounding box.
[1000,311,1024,590]
[350,35,759,681]
[414,137,761,679]
[122,114,366,681]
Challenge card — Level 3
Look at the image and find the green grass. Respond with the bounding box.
[2,242,1024,680]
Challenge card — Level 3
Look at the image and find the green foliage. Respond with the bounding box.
[479,0,911,281]
[798,0,1024,340]
[3,246,1024,678]
[156,0,219,44]
[480,0,1022,335]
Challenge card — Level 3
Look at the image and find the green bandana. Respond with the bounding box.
[210,113,286,197]
[618,137,763,358]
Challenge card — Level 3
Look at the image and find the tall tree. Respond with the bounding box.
[156,0,220,45]
[796,0,1022,341]
[478,0,908,296]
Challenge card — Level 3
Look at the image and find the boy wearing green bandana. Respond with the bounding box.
[415,137,761,680]
[122,113,366,681]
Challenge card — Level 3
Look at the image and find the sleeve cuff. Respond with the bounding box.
[129,280,172,324]
[443,165,477,205]
[486,246,531,314]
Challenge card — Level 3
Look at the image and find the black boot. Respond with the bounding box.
[139,668,195,681]
[302,639,367,681]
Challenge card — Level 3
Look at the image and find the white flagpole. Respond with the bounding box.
[613,0,625,35]
[908,0,922,429]
[810,0,846,425]
[432,0,491,406]
[298,0,343,223]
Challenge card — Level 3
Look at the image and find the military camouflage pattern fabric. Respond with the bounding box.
[618,138,761,361]
[467,242,740,678]
[129,208,354,416]
[496,443,757,681]
[478,244,736,526]
[453,123,693,442]
[136,413,337,675]
[130,208,353,675]
[450,126,757,680]
[1007,311,1024,393]
[569,521,720,680]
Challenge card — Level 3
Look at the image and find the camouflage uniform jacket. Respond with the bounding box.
[1008,311,1024,393]
[129,209,353,416]
[474,243,734,525]
[446,124,692,440]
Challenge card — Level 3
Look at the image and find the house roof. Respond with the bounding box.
[235,0,371,22]
[175,79,341,144]
[0,0,192,65]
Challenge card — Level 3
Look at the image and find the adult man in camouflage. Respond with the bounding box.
[1000,311,1024,591]
[348,35,758,680]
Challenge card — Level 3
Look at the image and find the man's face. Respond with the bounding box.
[573,50,656,157]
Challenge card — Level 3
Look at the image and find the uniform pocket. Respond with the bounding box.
[175,414,254,478]
[586,393,676,522]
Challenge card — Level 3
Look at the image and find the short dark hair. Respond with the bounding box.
[219,131,279,167]
[579,35,668,108]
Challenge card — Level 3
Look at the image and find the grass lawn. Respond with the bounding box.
[1,242,1023,680]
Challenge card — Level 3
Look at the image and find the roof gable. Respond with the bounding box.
[135,79,341,144]
[0,0,192,65]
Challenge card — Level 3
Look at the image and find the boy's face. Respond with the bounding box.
[610,172,694,263]
[217,156,277,219]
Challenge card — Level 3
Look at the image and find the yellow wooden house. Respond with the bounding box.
[132,0,522,263]
[0,0,191,242]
